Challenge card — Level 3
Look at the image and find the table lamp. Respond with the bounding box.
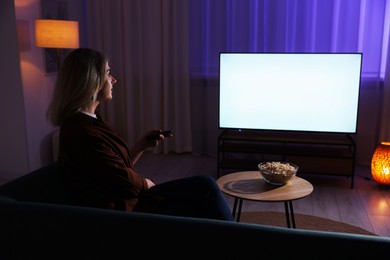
[371,141,390,186]
[35,19,79,71]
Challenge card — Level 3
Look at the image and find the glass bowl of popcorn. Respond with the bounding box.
[258,161,299,185]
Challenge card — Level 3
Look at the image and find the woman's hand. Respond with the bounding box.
[130,130,173,164]
[144,130,173,147]
[144,130,164,147]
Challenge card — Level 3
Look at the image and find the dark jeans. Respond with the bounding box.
[133,175,234,221]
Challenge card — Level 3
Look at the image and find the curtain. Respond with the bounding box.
[379,0,390,143]
[189,0,390,164]
[85,0,192,154]
[85,0,390,163]
[190,0,388,77]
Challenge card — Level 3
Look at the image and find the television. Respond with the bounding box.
[219,52,362,134]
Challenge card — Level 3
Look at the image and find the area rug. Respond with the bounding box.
[240,211,377,236]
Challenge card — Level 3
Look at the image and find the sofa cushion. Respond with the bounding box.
[0,162,72,205]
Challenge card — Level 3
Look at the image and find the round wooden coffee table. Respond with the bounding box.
[217,171,314,228]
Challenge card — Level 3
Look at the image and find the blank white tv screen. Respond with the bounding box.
[219,52,362,134]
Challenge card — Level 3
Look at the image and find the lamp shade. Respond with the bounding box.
[371,141,390,185]
[35,19,79,49]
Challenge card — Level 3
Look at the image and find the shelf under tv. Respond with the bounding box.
[217,129,356,188]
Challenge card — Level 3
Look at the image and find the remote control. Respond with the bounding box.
[146,130,173,141]
[161,130,173,137]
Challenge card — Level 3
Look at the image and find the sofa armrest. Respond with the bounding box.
[1,197,390,259]
[0,162,71,205]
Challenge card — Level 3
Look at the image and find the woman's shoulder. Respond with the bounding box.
[63,113,94,127]
[62,113,116,137]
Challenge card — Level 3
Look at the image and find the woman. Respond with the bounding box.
[47,48,233,221]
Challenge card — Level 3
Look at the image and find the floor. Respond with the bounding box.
[136,151,390,237]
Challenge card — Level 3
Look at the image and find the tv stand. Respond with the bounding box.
[217,129,356,188]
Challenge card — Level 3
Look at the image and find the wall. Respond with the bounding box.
[15,0,57,175]
[0,0,85,182]
[0,0,29,182]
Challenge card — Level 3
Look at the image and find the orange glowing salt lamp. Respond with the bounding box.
[371,141,390,185]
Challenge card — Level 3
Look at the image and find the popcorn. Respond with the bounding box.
[259,161,296,174]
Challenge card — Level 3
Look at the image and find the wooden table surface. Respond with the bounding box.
[217,171,314,202]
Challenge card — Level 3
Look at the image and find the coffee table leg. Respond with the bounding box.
[284,201,291,228]
[232,198,238,219]
[236,199,243,222]
[289,201,296,228]
[232,198,243,222]
[284,200,296,228]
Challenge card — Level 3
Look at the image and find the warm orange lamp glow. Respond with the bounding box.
[35,19,79,71]
[371,141,390,185]
[35,19,79,49]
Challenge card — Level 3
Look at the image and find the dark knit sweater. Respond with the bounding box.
[58,113,148,211]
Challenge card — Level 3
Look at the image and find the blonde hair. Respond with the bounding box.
[47,48,108,126]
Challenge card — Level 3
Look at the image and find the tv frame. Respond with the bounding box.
[218,52,363,135]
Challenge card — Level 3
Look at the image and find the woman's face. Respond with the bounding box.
[97,62,117,102]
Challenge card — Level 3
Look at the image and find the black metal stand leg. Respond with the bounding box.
[236,199,243,222]
[284,200,296,228]
[232,198,243,222]
[232,198,238,219]
[284,201,291,228]
[289,201,296,228]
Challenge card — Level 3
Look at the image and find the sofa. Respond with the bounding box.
[1,162,390,259]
